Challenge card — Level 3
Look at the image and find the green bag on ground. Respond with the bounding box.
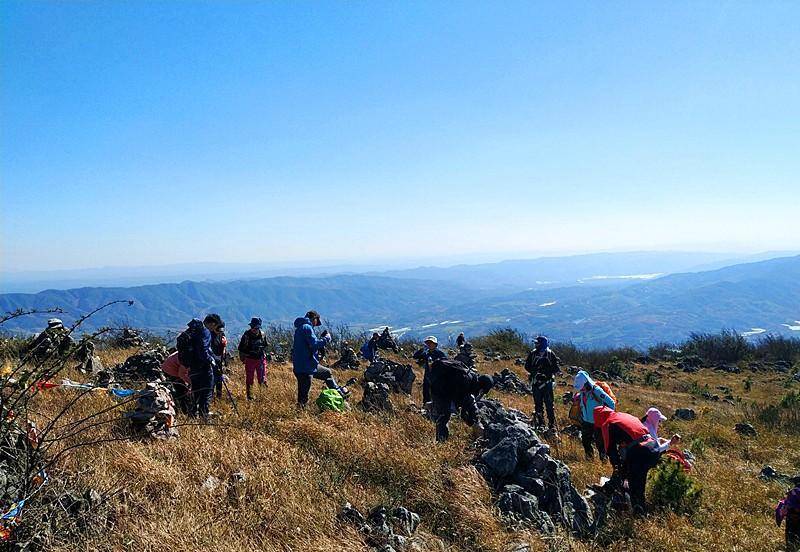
[316,388,346,412]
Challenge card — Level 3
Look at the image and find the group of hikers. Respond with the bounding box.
[24,313,800,542]
[154,311,678,515]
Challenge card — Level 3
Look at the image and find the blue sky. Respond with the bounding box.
[2,1,799,271]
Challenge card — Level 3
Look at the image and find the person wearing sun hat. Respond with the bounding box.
[412,335,447,403]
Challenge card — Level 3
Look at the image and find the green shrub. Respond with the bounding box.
[647,459,703,515]
[643,370,662,389]
[470,327,528,355]
[684,329,751,363]
[780,390,800,408]
[753,334,800,363]
[689,437,706,458]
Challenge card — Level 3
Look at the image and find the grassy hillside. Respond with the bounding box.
[16,346,799,552]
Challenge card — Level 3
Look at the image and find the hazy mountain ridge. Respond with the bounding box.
[1,255,798,348]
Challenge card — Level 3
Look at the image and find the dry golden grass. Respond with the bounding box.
[29,350,800,552]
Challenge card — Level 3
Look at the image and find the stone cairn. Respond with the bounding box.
[492,368,532,395]
[474,398,593,536]
[125,382,178,440]
[360,382,393,412]
[114,347,167,382]
[364,359,416,394]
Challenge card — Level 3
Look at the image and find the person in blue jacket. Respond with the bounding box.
[292,310,345,407]
[573,370,616,460]
[185,315,222,420]
[360,333,380,363]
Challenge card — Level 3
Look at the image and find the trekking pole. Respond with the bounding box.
[222,377,239,416]
[219,358,240,416]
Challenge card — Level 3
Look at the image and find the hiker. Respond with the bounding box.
[573,370,616,460]
[429,358,493,442]
[292,310,345,407]
[238,317,268,401]
[524,336,560,431]
[161,351,191,415]
[27,318,74,360]
[360,333,380,364]
[777,477,800,552]
[412,336,447,404]
[178,316,219,419]
[208,314,226,400]
[641,407,681,452]
[378,327,400,352]
[593,405,661,513]
[333,341,360,370]
[456,332,466,348]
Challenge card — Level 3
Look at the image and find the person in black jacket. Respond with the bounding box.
[238,317,268,401]
[412,336,447,403]
[524,335,561,431]
[430,358,493,442]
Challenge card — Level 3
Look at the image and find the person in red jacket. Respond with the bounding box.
[161,351,191,415]
[594,405,661,513]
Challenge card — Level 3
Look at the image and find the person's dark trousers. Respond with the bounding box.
[624,444,660,514]
[581,421,607,460]
[532,380,555,428]
[189,364,214,418]
[213,364,223,399]
[423,367,431,403]
[433,397,452,442]
[787,512,800,552]
[165,374,190,415]
[295,367,338,406]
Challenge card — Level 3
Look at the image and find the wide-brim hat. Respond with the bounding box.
[249,317,262,328]
[423,336,438,344]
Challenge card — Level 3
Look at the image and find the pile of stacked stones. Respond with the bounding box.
[474,399,593,536]
[364,359,416,394]
[114,347,167,382]
[360,382,393,412]
[491,368,532,395]
[125,382,178,440]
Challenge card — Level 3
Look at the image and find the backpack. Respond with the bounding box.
[316,388,346,412]
[568,395,582,426]
[429,359,471,396]
[176,328,196,367]
[595,381,617,406]
[360,342,372,359]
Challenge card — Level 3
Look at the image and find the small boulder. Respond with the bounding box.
[481,437,519,478]
[673,408,696,421]
[734,422,757,437]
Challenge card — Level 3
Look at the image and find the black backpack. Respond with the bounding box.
[429,358,471,396]
[176,327,197,366]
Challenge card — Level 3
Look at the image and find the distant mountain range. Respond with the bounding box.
[1,252,798,349]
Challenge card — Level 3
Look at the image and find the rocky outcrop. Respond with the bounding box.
[473,399,592,536]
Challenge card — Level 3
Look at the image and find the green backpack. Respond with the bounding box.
[316,388,346,412]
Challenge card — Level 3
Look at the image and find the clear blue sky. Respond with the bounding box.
[2,1,798,271]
